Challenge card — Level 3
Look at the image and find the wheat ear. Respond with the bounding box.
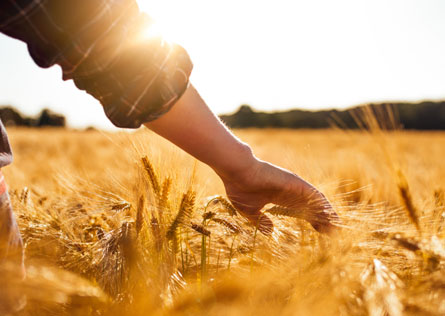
[397,170,422,235]
[141,156,161,196]
[166,190,196,240]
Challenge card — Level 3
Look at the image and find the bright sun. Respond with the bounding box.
[137,1,192,47]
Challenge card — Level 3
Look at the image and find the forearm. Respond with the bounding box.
[144,84,256,180]
[145,84,338,234]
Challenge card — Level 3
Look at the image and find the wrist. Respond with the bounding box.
[214,143,260,183]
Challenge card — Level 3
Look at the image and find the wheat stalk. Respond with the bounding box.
[141,156,161,196]
[397,170,422,235]
[211,217,242,234]
[96,222,136,296]
[159,177,172,211]
[217,197,238,216]
[433,190,445,235]
[435,189,444,208]
[135,195,144,236]
[202,211,216,221]
[190,222,210,237]
[264,205,305,220]
[206,196,238,216]
[166,190,196,241]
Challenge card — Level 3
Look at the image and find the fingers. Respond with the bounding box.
[239,209,274,236]
[306,206,341,235]
[226,193,275,235]
[270,188,340,235]
[309,214,340,235]
[298,187,341,235]
[255,213,274,235]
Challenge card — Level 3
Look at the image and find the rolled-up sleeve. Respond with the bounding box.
[0,0,193,128]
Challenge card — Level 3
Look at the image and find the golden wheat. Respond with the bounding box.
[1,128,444,315]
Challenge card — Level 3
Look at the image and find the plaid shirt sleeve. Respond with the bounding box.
[0,0,193,128]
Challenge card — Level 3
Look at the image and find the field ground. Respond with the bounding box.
[1,128,445,315]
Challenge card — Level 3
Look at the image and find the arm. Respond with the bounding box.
[0,0,337,234]
[145,84,255,181]
[146,85,339,234]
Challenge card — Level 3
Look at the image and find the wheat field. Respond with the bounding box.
[1,127,444,316]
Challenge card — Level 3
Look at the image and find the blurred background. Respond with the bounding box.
[0,0,444,129]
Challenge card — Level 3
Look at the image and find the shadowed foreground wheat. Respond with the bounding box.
[1,128,444,315]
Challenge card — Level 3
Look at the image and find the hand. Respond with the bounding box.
[220,158,339,235]
[145,85,339,234]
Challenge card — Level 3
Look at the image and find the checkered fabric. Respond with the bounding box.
[0,0,193,128]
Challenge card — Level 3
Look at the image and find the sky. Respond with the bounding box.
[0,0,444,129]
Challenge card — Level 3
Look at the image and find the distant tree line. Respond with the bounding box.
[220,101,445,130]
[0,106,65,127]
[1,100,444,130]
